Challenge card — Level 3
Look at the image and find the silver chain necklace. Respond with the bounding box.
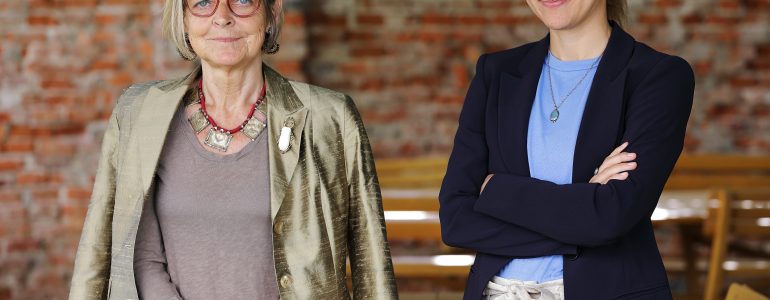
[546,52,602,123]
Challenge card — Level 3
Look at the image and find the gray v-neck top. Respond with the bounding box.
[134,104,279,300]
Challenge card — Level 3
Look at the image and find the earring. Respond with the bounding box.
[264,27,280,54]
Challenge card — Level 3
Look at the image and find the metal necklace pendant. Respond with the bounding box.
[241,116,266,140]
[204,128,233,152]
[546,52,603,124]
[549,108,560,123]
[188,109,210,133]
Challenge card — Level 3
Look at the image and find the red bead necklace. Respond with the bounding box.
[197,79,266,134]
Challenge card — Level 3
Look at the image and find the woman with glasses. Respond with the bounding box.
[439,0,694,299]
[69,0,397,299]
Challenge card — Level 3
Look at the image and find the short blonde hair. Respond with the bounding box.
[607,0,627,27]
[162,0,284,60]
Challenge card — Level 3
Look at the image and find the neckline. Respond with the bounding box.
[546,51,602,72]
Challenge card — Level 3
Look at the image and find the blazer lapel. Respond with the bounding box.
[572,23,635,182]
[136,69,199,195]
[498,36,549,176]
[264,65,308,220]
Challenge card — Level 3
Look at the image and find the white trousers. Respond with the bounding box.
[483,276,565,300]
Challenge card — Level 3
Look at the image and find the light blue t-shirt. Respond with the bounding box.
[497,51,601,282]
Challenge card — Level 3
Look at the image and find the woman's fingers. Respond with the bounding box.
[609,141,629,157]
[590,142,637,185]
[599,152,636,174]
[603,172,629,184]
[590,161,637,184]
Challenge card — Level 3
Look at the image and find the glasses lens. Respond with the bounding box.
[187,0,217,16]
[229,0,260,16]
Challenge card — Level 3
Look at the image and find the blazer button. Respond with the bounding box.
[279,274,293,288]
[274,221,284,235]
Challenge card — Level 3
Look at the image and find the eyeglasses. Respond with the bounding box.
[185,0,261,18]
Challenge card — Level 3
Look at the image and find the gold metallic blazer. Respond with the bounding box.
[69,65,398,300]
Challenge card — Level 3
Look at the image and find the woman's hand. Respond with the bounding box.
[590,142,637,185]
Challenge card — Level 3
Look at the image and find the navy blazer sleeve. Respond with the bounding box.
[439,55,578,257]
[474,56,695,247]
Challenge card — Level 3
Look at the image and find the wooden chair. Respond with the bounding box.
[704,188,770,300]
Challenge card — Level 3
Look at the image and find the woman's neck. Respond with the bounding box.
[199,60,265,113]
[548,17,612,61]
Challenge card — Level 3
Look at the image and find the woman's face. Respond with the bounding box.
[526,0,606,31]
[184,0,269,68]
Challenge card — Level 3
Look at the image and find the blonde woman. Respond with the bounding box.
[440,0,694,299]
[69,0,397,299]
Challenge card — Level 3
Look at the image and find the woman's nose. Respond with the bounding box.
[212,1,234,27]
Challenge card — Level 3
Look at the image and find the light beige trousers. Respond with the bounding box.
[483,276,565,300]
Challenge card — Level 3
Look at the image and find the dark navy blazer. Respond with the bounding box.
[439,22,695,299]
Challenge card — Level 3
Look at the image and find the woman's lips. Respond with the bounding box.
[540,0,568,8]
[211,37,241,43]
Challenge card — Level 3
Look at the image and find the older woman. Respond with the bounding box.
[69,0,397,299]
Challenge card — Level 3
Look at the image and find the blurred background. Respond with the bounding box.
[1,0,769,299]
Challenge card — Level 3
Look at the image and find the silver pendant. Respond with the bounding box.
[204,128,233,152]
[549,108,560,123]
[257,101,267,115]
[188,109,210,133]
[242,116,266,140]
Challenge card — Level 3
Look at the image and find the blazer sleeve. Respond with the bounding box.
[69,102,120,300]
[438,54,578,257]
[343,96,398,300]
[474,56,695,247]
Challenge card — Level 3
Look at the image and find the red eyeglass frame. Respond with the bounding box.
[185,0,262,18]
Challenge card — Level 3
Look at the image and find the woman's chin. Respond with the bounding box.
[541,16,574,31]
[202,54,252,68]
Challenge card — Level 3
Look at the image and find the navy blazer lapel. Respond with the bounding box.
[572,23,635,183]
[498,36,549,176]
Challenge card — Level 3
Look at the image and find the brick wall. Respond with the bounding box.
[0,0,769,298]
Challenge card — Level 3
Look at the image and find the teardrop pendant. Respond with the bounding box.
[549,108,560,123]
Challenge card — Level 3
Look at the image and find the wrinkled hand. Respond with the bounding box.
[589,141,637,185]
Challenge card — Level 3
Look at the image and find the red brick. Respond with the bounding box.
[27,15,58,26]
[459,15,486,26]
[8,238,40,252]
[40,79,74,89]
[638,13,667,25]
[0,159,24,172]
[350,46,388,57]
[15,172,60,185]
[357,14,384,25]
[421,13,455,25]
[0,191,21,203]
[4,137,34,152]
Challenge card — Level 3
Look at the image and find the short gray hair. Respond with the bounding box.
[162,0,284,60]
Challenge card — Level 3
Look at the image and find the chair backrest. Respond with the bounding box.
[665,155,770,190]
[704,188,770,300]
[375,157,447,189]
